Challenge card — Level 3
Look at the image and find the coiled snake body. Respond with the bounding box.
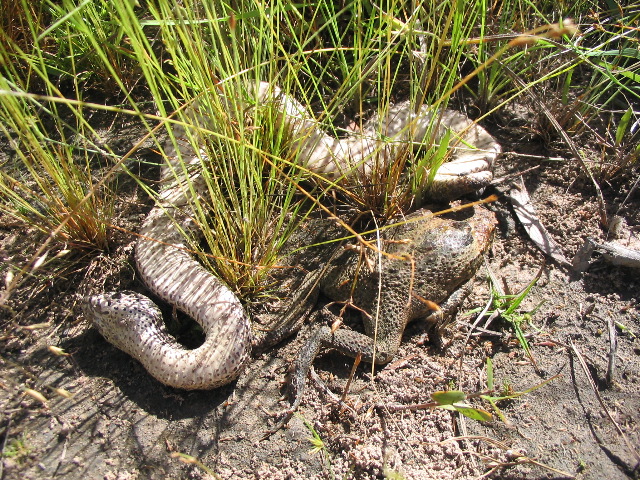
[84,82,500,390]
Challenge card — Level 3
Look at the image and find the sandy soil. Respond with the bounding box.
[1,107,639,480]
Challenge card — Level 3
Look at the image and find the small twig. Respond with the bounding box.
[456,321,505,337]
[340,352,361,406]
[572,237,640,272]
[384,401,438,412]
[443,435,576,479]
[606,316,617,386]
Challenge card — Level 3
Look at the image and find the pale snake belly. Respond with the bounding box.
[83,82,501,389]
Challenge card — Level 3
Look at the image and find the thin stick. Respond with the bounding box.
[341,352,362,407]
[606,316,617,386]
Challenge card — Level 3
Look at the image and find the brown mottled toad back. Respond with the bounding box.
[267,205,496,422]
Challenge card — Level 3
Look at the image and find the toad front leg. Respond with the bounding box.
[266,306,403,434]
[288,309,399,411]
[286,282,471,415]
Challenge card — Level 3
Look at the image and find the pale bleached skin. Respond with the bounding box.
[83,81,500,390]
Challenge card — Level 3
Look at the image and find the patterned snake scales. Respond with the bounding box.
[84,81,500,389]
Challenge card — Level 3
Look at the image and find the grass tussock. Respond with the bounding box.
[0,0,638,298]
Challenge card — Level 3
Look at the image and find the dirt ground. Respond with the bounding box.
[1,106,639,480]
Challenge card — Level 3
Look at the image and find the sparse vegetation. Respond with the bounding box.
[481,357,561,424]
[2,0,636,299]
[1,434,30,464]
[298,413,335,478]
[478,265,546,369]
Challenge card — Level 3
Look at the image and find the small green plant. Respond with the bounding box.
[481,357,560,424]
[2,434,30,463]
[297,413,327,456]
[411,359,558,425]
[482,266,545,369]
[431,390,493,422]
[577,457,587,473]
[297,413,334,478]
[615,321,636,339]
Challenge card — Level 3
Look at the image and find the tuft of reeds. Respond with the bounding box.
[1,0,636,299]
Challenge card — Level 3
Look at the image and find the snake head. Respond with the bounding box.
[83,291,164,352]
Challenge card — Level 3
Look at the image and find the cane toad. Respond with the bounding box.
[258,205,496,423]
